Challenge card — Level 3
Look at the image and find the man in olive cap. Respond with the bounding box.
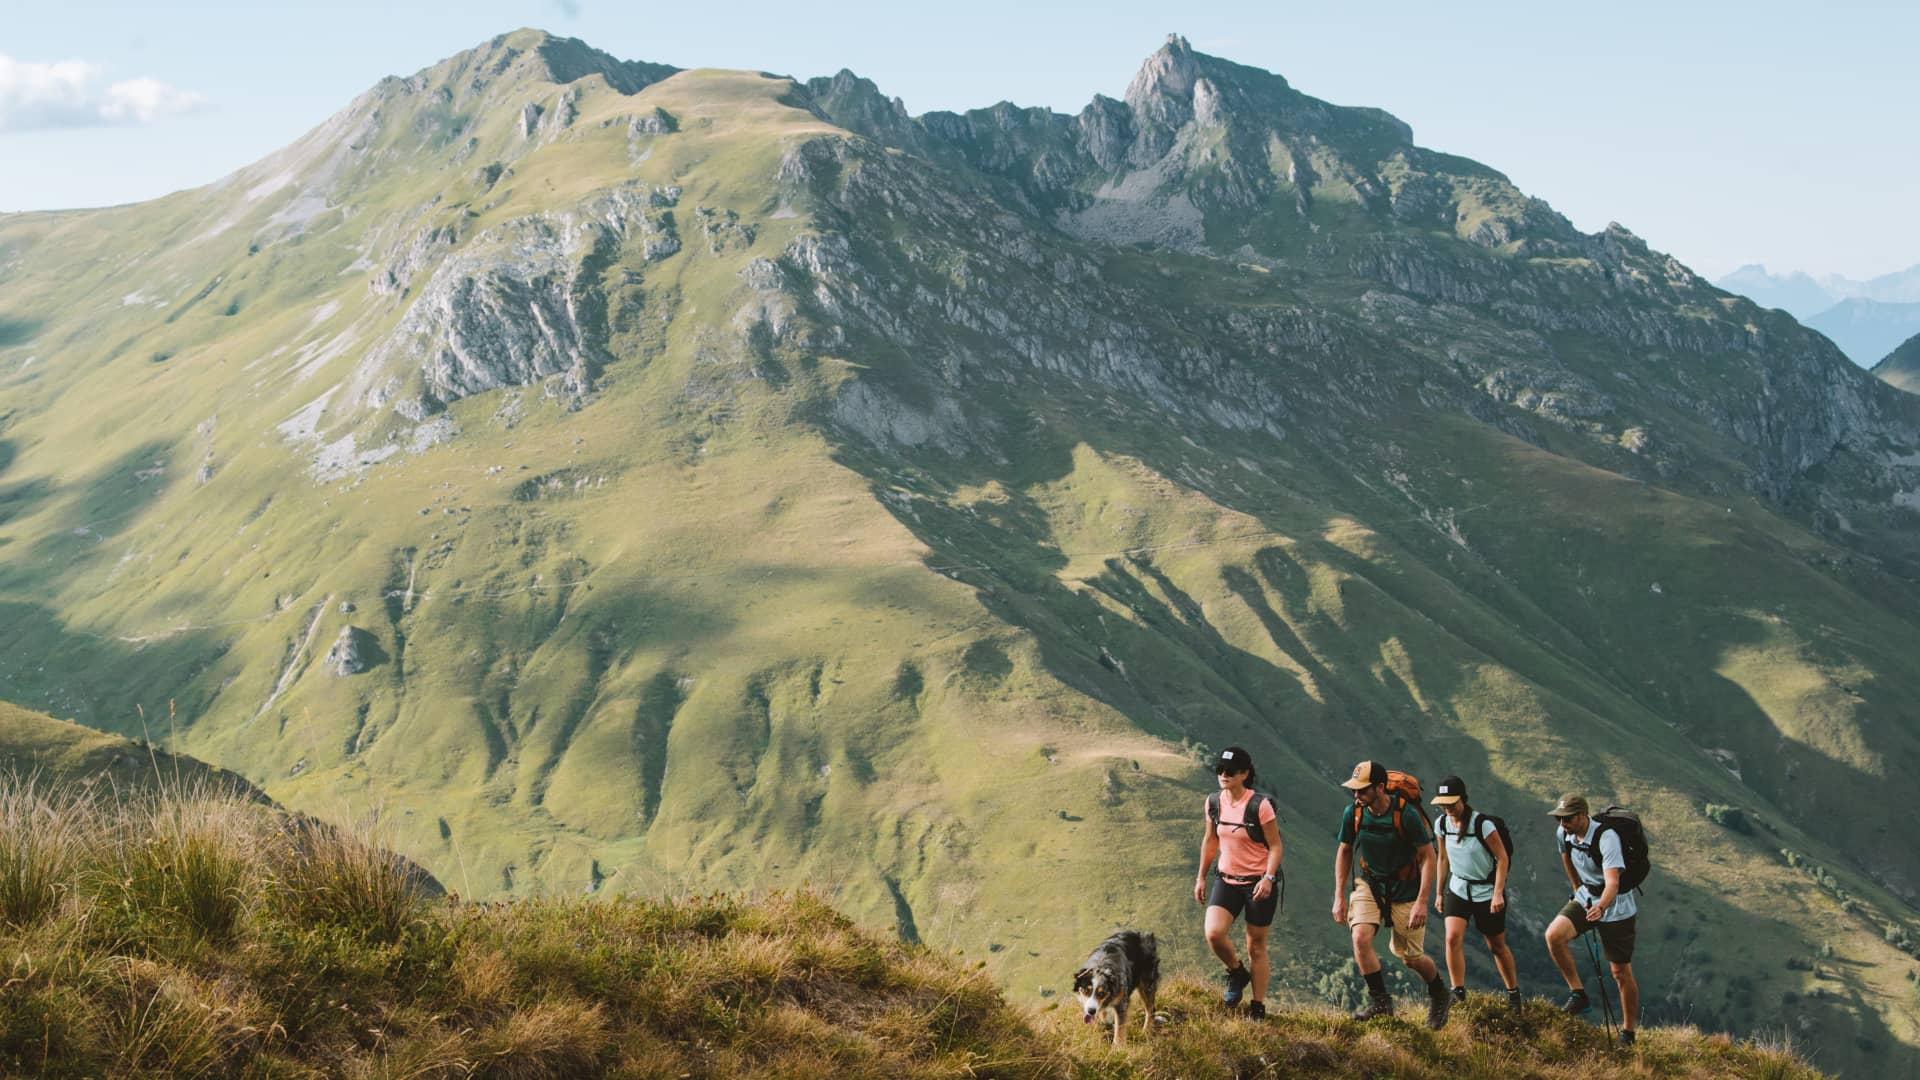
[1333,760,1449,1028]
[1544,793,1641,1046]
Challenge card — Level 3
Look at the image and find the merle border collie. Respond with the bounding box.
[1071,929,1159,1045]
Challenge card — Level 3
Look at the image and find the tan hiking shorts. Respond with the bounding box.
[1349,883,1426,965]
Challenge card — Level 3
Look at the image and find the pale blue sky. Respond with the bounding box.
[3,0,1915,280]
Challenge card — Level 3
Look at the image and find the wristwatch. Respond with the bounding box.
[1261,873,1278,883]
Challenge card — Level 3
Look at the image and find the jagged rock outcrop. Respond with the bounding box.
[325,626,376,676]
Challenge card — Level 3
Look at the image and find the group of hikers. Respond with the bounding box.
[1196,747,1647,1046]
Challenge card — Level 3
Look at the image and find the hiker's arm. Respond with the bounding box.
[1586,866,1621,923]
[1252,816,1283,901]
[1433,838,1451,914]
[1332,843,1352,923]
[1195,819,1220,903]
[1409,841,1434,928]
[1560,848,1580,893]
[1488,829,1509,912]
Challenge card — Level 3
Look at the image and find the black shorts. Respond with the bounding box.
[1208,875,1278,928]
[1557,900,1637,964]
[1442,887,1507,937]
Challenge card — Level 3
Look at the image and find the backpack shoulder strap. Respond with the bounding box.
[1474,813,1492,843]
[1207,791,1221,827]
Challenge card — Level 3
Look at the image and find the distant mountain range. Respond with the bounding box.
[1715,263,1920,366]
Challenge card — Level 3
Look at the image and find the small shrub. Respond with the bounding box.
[1704,803,1752,834]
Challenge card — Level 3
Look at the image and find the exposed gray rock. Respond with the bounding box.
[628,107,677,135]
[325,625,375,676]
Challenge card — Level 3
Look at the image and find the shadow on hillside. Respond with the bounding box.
[0,439,179,595]
[817,372,1918,1077]
[0,316,39,349]
[0,599,233,745]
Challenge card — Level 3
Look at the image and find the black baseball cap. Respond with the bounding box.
[1432,776,1467,806]
[1214,746,1254,774]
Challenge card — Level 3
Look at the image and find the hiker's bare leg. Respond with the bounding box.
[1245,923,1270,1003]
[1444,916,1468,988]
[1404,950,1438,983]
[1205,905,1239,969]
[1611,961,1639,1030]
[1486,931,1518,990]
[1351,921,1382,975]
[1544,917,1582,989]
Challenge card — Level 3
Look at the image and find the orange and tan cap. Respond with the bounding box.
[1341,760,1387,790]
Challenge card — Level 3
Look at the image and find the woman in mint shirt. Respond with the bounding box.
[1431,776,1520,1007]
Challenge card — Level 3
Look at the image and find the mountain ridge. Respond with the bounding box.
[2,28,1918,1076]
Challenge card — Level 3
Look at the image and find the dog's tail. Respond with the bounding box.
[1139,931,1160,983]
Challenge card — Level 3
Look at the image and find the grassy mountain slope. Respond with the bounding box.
[2,28,1919,1075]
[0,773,1826,1078]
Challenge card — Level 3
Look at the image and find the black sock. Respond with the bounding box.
[1363,970,1387,999]
[1228,961,1246,974]
[1426,974,1446,993]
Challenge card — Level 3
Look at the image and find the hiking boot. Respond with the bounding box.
[1222,963,1252,1007]
[1507,988,1523,1010]
[1449,986,1467,1005]
[1560,989,1590,1015]
[1247,1001,1267,1021]
[1619,1029,1636,1048]
[1426,981,1452,1030]
[1351,995,1395,1021]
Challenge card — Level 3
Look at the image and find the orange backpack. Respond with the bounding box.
[1350,770,1427,882]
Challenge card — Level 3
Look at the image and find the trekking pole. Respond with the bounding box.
[1583,933,1617,1042]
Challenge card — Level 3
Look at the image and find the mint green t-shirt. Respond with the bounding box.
[1435,811,1499,903]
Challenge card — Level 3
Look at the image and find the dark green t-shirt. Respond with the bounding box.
[1337,797,1433,902]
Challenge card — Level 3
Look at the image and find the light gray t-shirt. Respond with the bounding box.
[1435,811,1500,903]
[1558,820,1638,921]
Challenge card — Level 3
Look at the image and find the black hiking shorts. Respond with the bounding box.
[1208,875,1278,928]
[1558,900,1637,964]
[1442,887,1507,937]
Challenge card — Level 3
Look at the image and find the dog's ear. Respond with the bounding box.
[1072,967,1092,992]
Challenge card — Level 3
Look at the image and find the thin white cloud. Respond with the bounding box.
[0,54,207,132]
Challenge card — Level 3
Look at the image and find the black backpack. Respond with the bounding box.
[1439,811,1515,886]
[1594,806,1651,892]
[1564,806,1651,894]
[1207,790,1270,847]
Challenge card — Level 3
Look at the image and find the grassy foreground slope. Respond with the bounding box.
[0,770,1823,1079]
[0,28,1918,1077]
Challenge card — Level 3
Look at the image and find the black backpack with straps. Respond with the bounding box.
[1562,805,1651,894]
[1207,790,1270,847]
[1208,790,1284,909]
[1439,810,1515,886]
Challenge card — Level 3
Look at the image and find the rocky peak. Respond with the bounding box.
[801,69,918,147]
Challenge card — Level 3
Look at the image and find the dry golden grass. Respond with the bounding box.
[0,774,1828,1079]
